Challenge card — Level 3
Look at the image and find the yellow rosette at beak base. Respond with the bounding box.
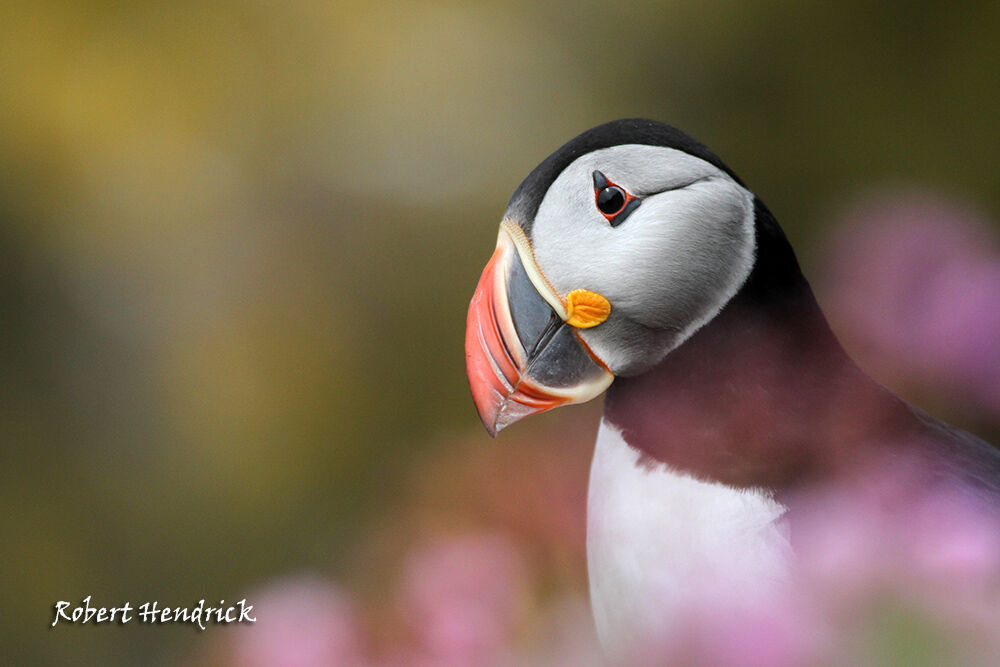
[564,289,611,328]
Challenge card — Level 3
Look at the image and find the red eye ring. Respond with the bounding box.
[592,170,640,226]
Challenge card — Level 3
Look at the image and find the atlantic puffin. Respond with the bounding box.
[464,118,1000,658]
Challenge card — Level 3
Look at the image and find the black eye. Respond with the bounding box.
[596,186,626,215]
[592,170,640,227]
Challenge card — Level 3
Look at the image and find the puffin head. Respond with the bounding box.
[466,119,759,435]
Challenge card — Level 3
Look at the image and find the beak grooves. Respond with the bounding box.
[465,223,614,436]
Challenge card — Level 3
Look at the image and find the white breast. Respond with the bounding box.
[586,419,793,659]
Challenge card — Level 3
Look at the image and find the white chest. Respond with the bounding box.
[586,419,793,658]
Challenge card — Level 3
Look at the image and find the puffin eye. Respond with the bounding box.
[597,186,626,216]
[592,170,641,227]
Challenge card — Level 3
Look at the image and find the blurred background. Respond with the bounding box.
[1,1,998,664]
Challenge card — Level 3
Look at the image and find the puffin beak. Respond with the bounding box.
[465,221,614,436]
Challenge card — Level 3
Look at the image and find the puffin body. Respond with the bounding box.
[464,119,1000,657]
[587,421,792,655]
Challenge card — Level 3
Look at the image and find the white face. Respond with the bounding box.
[527,144,757,375]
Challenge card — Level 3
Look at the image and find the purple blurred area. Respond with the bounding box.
[820,192,1000,416]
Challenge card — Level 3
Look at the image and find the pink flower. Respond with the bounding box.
[673,601,827,667]
[820,191,1000,412]
[232,575,364,667]
[398,534,524,663]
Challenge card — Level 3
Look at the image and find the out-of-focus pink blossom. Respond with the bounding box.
[907,486,1000,585]
[398,533,524,664]
[821,191,1000,412]
[789,458,1000,591]
[920,261,1000,409]
[231,574,364,667]
[669,599,827,667]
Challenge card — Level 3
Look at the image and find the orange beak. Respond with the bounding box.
[465,223,613,436]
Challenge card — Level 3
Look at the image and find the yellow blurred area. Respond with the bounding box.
[1,0,998,663]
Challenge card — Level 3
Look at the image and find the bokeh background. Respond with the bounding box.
[2,1,999,664]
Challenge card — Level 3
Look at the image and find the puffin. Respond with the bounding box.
[464,118,1000,658]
